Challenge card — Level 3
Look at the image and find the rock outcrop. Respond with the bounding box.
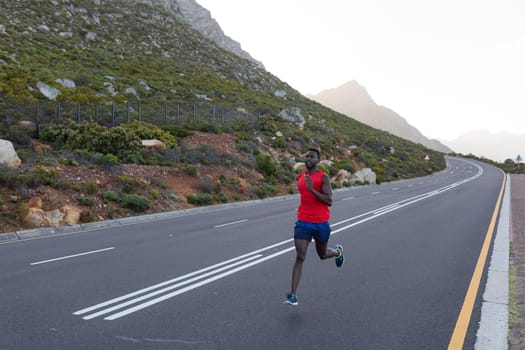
[23,197,82,228]
[137,0,263,67]
[0,139,22,169]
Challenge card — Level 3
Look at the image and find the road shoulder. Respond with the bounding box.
[509,174,525,349]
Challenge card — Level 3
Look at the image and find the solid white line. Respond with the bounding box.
[341,197,354,201]
[81,254,263,320]
[105,248,295,320]
[374,204,400,215]
[30,247,115,266]
[214,219,248,228]
[74,251,271,316]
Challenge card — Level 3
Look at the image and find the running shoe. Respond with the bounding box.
[335,244,344,267]
[283,293,298,306]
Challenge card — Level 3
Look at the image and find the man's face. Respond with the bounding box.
[305,150,319,169]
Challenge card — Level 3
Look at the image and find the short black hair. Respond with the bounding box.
[308,148,320,159]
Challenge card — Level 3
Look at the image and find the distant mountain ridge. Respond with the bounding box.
[308,81,452,153]
[442,130,525,162]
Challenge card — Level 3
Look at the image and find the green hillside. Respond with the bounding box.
[0,0,447,233]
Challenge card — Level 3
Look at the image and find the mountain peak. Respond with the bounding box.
[135,0,263,67]
[309,81,452,153]
[316,80,376,106]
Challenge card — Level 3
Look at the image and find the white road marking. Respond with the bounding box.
[74,161,484,321]
[341,197,354,201]
[30,247,115,266]
[214,219,248,228]
[371,192,381,195]
[374,204,400,215]
[392,187,399,191]
[80,255,264,320]
[104,249,293,320]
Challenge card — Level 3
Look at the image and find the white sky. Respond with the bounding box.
[196,0,525,141]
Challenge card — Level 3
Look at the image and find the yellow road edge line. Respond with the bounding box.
[447,173,506,349]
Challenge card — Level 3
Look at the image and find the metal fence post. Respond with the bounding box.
[176,104,180,124]
[56,101,61,123]
[76,103,81,123]
[192,103,196,121]
[164,103,168,126]
[95,102,99,124]
[112,101,116,127]
[138,101,141,121]
[35,101,40,138]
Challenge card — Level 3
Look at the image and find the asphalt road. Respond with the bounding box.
[0,157,505,349]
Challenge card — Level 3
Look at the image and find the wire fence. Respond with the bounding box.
[0,96,261,137]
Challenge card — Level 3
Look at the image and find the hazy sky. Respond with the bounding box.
[196,0,525,141]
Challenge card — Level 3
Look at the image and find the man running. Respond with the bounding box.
[284,148,344,306]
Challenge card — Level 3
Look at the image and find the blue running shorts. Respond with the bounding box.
[294,221,331,244]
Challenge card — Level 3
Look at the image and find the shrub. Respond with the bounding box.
[186,193,214,205]
[196,176,215,193]
[0,167,18,189]
[59,157,79,166]
[41,121,142,160]
[118,175,144,193]
[216,192,228,203]
[334,160,355,174]
[150,189,159,200]
[27,167,59,188]
[79,209,95,223]
[121,194,150,212]
[162,125,194,138]
[255,154,277,177]
[184,165,197,176]
[85,182,99,195]
[255,183,277,199]
[78,196,95,206]
[102,191,119,203]
[121,121,177,148]
[95,153,119,166]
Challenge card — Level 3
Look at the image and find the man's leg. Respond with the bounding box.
[291,238,310,294]
[314,240,338,260]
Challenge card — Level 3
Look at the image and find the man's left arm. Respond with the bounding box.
[320,173,333,206]
[306,173,332,206]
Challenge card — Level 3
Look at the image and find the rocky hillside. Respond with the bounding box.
[0,0,447,234]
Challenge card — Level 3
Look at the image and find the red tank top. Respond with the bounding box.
[297,170,330,223]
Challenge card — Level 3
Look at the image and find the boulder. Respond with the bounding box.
[44,209,64,227]
[24,207,46,227]
[142,139,166,151]
[36,82,61,100]
[278,107,305,129]
[23,204,82,228]
[352,168,377,184]
[0,139,21,169]
[62,205,81,226]
[332,169,352,187]
[27,197,43,209]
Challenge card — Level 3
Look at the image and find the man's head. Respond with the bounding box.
[305,148,320,169]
